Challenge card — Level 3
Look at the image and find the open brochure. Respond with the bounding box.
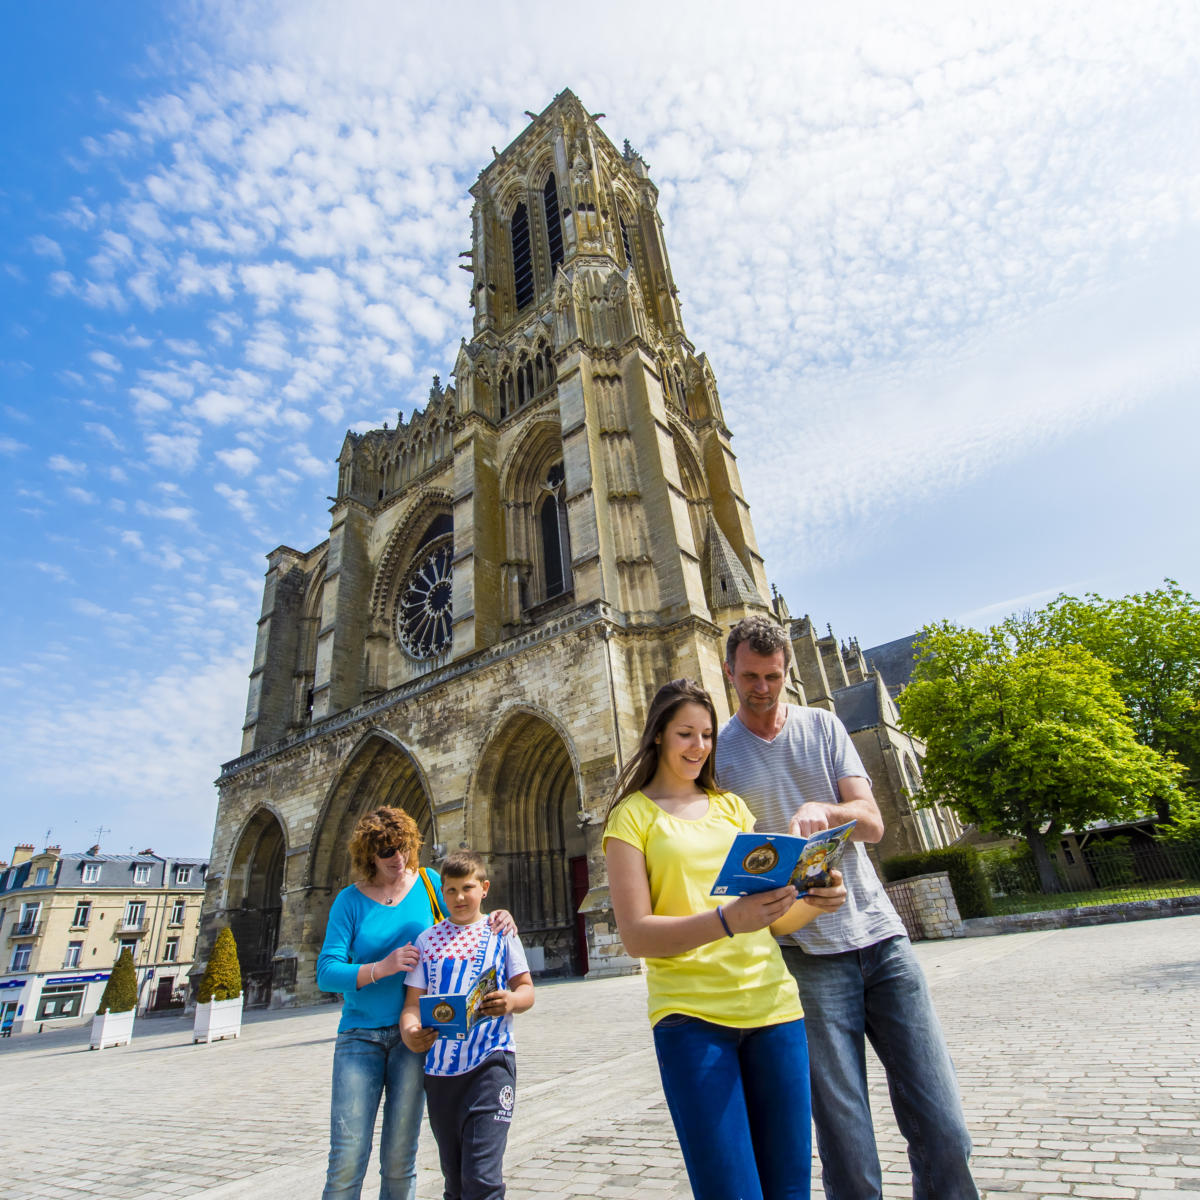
[418,965,499,1041]
[710,821,856,897]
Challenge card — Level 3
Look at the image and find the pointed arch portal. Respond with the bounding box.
[226,808,286,1008]
[478,711,587,974]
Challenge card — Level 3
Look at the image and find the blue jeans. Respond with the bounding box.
[781,937,978,1200]
[652,1015,812,1200]
[323,1025,425,1200]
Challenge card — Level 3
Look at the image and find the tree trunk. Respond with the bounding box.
[1026,828,1061,893]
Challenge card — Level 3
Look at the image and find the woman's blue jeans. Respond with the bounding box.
[652,1015,812,1200]
[322,1025,425,1200]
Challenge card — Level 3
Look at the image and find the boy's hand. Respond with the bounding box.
[401,1024,437,1053]
[479,988,516,1017]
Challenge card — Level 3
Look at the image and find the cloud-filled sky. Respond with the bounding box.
[2,0,1198,857]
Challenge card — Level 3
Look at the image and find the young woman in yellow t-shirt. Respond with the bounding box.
[603,678,846,1200]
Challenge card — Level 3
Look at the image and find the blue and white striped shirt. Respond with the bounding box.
[407,917,529,1077]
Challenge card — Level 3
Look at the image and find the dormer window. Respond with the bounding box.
[134,864,150,885]
[82,863,99,883]
[176,866,192,885]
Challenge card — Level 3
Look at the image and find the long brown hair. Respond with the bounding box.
[604,678,719,823]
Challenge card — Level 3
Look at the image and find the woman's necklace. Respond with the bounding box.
[380,870,413,905]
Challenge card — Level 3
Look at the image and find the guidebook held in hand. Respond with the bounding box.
[710,821,856,897]
[418,966,499,1040]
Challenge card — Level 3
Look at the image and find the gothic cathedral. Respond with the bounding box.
[201,90,951,1007]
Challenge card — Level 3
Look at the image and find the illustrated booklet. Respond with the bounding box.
[418,965,499,1041]
[710,820,856,897]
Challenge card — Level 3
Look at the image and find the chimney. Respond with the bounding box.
[138,848,155,856]
[45,845,61,855]
[87,844,101,856]
[11,844,34,867]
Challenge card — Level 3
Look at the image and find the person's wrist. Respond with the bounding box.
[715,905,735,938]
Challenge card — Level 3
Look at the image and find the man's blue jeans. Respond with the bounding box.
[322,1025,425,1200]
[781,937,979,1200]
[652,1015,812,1200]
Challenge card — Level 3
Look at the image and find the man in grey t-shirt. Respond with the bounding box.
[718,615,978,1200]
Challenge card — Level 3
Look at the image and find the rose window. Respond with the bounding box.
[395,537,453,659]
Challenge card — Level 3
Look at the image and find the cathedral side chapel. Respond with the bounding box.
[201,91,957,1007]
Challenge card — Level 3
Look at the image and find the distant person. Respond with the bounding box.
[400,849,534,1200]
[718,615,979,1200]
[603,677,846,1200]
[316,808,514,1200]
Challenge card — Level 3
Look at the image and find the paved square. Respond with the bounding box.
[2,915,1197,1199]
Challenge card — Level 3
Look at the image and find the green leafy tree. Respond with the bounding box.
[1012,580,1200,814]
[900,623,1182,892]
[97,948,138,1014]
[198,927,243,1004]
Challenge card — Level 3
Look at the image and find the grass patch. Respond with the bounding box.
[991,880,1200,915]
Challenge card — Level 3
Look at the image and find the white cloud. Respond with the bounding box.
[30,234,64,261]
[0,436,27,455]
[145,429,201,471]
[136,500,197,522]
[48,454,86,475]
[215,446,261,474]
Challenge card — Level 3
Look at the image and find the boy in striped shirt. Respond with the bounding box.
[401,850,534,1200]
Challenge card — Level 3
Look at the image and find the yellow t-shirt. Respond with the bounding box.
[603,789,803,1029]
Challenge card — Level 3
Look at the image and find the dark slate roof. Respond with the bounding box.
[832,679,882,734]
[862,632,923,693]
[1,852,208,896]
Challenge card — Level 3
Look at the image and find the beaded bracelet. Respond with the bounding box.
[715,905,734,938]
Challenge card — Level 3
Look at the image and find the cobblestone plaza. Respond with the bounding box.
[2,917,1198,1200]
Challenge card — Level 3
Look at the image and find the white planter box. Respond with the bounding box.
[90,1008,135,1050]
[193,996,243,1044]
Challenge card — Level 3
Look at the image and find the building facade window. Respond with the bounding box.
[538,464,572,600]
[163,937,179,963]
[64,941,83,968]
[123,901,146,930]
[16,902,40,935]
[82,863,100,883]
[34,867,49,886]
[36,984,84,1021]
[10,944,31,972]
[170,898,186,925]
[119,938,139,959]
[175,866,192,885]
[543,174,564,275]
[133,864,151,884]
[510,202,534,310]
[72,900,91,928]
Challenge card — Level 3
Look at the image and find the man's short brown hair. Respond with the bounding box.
[726,614,792,667]
[440,848,488,882]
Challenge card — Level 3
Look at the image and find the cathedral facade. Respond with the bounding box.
[202,91,776,1004]
[201,91,954,1007]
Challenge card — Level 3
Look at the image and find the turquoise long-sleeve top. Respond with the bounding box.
[316,870,442,1032]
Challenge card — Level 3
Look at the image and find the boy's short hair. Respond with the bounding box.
[441,848,488,881]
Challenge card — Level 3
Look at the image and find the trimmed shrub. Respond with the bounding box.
[978,843,1038,896]
[97,948,138,1014]
[881,846,994,919]
[198,927,243,1004]
[1086,836,1137,887]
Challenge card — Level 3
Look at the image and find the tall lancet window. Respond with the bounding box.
[544,175,564,275]
[511,202,534,310]
[539,463,571,599]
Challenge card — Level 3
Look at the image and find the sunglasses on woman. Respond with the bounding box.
[376,844,401,859]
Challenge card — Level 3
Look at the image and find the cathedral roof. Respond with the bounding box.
[832,678,884,733]
[862,632,923,695]
[701,515,763,611]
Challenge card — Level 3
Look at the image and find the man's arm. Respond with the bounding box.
[788,775,885,843]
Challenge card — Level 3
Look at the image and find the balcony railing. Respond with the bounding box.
[115,918,149,934]
[7,920,42,940]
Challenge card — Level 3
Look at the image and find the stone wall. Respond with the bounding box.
[883,871,964,940]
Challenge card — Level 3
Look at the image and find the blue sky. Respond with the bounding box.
[2,0,1198,858]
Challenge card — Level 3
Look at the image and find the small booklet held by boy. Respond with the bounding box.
[710,820,856,897]
[418,966,499,1040]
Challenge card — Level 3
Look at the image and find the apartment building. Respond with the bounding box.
[0,843,208,1035]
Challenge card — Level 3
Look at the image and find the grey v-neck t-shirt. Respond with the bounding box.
[717,705,906,955]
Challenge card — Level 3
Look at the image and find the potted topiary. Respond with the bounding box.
[192,926,244,1044]
[90,948,138,1049]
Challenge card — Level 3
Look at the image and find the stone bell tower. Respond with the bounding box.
[202,90,775,1003]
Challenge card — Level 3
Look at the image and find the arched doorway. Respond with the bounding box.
[477,711,586,975]
[226,809,286,1008]
[306,732,436,963]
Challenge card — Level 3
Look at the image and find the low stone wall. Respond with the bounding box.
[883,871,964,940]
[963,891,1200,936]
[578,885,642,978]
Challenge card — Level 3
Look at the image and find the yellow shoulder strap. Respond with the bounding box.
[419,867,444,922]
